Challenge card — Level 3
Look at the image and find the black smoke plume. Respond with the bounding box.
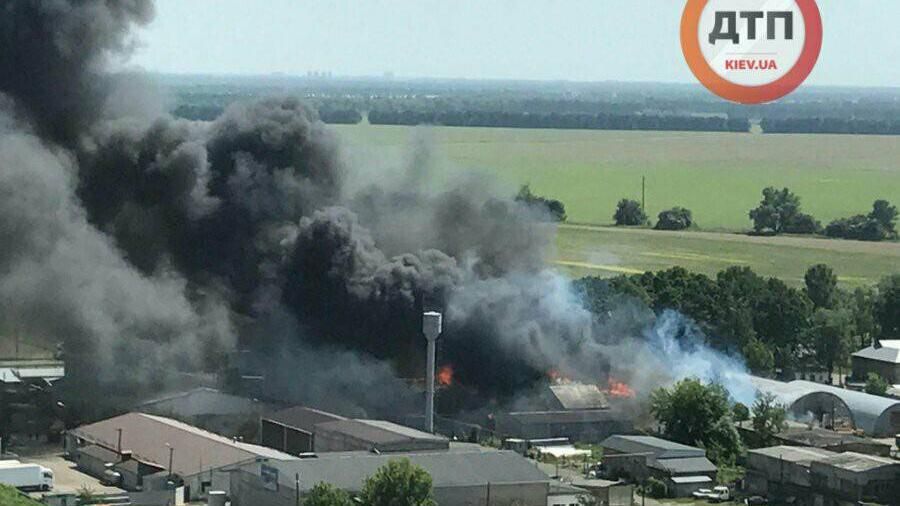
[0,0,753,422]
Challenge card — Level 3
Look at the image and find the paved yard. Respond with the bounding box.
[22,453,124,496]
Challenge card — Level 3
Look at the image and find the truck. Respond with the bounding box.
[692,486,731,503]
[0,461,54,491]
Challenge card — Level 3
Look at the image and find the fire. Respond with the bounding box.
[437,365,454,386]
[547,369,572,385]
[604,377,636,399]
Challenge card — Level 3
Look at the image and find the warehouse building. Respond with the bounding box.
[260,406,449,454]
[750,376,900,436]
[135,387,274,437]
[809,452,899,504]
[745,445,836,504]
[598,435,716,497]
[496,383,633,443]
[851,339,900,384]
[65,412,295,501]
[260,406,346,454]
[230,445,552,506]
[746,446,900,505]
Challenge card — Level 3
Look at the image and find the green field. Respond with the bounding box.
[555,224,900,287]
[334,124,900,231]
[333,124,900,285]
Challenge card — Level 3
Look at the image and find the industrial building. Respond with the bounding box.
[750,376,900,436]
[745,445,836,503]
[746,445,900,505]
[230,445,552,506]
[496,383,633,443]
[135,387,274,437]
[260,406,449,454]
[65,412,295,501]
[809,452,899,504]
[598,435,716,497]
[851,339,900,384]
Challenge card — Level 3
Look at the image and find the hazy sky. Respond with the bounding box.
[132,0,899,87]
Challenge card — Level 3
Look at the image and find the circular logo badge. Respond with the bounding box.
[681,0,822,104]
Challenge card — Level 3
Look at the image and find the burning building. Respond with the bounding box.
[495,382,634,443]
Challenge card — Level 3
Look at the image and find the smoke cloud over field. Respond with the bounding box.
[0,0,752,418]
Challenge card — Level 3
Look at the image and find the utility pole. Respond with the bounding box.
[295,473,301,506]
[641,176,646,211]
[116,428,123,453]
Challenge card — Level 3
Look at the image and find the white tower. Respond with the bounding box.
[422,311,442,433]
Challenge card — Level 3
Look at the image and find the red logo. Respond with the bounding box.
[681,0,823,104]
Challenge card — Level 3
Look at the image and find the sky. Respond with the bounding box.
[131,0,899,87]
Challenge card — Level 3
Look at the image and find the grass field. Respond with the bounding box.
[332,124,900,285]
[334,124,900,231]
[555,224,900,287]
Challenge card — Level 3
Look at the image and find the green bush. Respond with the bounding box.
[655,207,693,230]
[644,477,667,499]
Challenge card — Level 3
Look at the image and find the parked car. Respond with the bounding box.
[693,486,730,503]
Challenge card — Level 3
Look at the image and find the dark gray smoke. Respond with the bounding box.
[0,0,154,146]
[0,0,752,421]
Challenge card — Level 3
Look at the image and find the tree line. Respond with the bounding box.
[761,117,900,135]
[749,187,898,241]
[368,108,751,133]
[575,266,900,381]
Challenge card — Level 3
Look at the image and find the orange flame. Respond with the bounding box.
[547,369,572,385]
[437,365,454,386]
[605,378,636,399]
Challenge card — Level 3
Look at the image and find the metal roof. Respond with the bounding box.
[264,406,346,432]
[600,435,706,460]
[750,377,900,436]
[316,419,448,447]
[243,448,550,492]
[776,429,876,448]
[650,457,717,475]
[505,409,621,425]
[69,413,295,477]
[77,444,120,463]
[811,452,898,473]
[669,476,713,484]
[549,383,609,410]
[748,446,837,466]
[852,340,900,364]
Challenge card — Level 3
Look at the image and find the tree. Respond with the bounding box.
[811,308,853,381]
[305,482,354,506]
[514,184,567,222]
[649,378,742,464]
[869,199,898,238]
[804,264,838,310]
[360,459,436,506]
[875,274,900,339]
[864,372,890,396]
[655,207,693,230]
[751,392,787,446]
[613,199,648,226]
[748,187,819,235]
[732,402,750,423]
[850,286,879,349]
[824,200,898,242]
[752,278,813,370]
[742,338,774,374]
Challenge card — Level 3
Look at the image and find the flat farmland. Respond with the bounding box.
[334,124,900,231]
[333,124,900,285]
[555,224,900,287]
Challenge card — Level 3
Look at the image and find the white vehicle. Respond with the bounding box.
[0,462,54,491]
[693,486,731,503]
